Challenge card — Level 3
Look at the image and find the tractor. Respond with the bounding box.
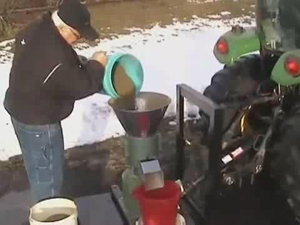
[177,0,300,224]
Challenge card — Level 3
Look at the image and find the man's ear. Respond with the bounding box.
[58,26,70,37]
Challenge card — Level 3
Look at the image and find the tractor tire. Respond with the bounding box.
[203,54,264,104]
[201,54,268,134]
[269,111,300,221]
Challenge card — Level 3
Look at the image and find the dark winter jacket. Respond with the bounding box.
[4,12,105,125]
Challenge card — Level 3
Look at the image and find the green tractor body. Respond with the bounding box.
[213,0,300,86]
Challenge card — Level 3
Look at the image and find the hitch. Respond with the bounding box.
[175,84,283,224]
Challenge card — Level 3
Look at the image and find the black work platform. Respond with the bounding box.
[76,193,124,225]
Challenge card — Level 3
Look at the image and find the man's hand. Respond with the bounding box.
[91,51,108,67]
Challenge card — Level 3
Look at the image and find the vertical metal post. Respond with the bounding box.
[175,83,224,188]
[208,107,223,193]
[176,85,185,180]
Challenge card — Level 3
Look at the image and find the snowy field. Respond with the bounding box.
[0,16,255,161]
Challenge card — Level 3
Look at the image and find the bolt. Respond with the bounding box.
[224,176,234,185]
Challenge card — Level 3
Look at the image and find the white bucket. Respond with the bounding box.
[29,198,78,225]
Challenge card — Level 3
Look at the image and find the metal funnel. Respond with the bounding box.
[108,92,171,137]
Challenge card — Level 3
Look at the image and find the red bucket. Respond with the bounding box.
[133,180,181,225]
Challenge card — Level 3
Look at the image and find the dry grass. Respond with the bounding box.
[0,0,255,41]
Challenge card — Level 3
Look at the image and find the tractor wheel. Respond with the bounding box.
[201,54,264,134]
[269,113,300,222]
[203,53,263,104]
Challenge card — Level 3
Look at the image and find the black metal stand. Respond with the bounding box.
[176,84,224,224]
[110,185,130,225]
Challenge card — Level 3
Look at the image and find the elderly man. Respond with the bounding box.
[3,0,107,204]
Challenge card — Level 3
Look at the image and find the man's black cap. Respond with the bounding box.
[58,0,99,41]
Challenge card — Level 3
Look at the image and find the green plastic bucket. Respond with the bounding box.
[103,53,144,99]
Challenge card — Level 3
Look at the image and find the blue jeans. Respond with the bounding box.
[11,117,65,204]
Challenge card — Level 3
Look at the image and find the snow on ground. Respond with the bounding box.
[0,17,255,161]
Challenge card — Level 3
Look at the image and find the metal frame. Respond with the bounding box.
[176,84,224,223]
[176,83,224,180]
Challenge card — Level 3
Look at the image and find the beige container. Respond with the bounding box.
[29,198,78,225]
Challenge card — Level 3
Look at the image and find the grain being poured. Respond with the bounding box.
[113,63,137,110]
